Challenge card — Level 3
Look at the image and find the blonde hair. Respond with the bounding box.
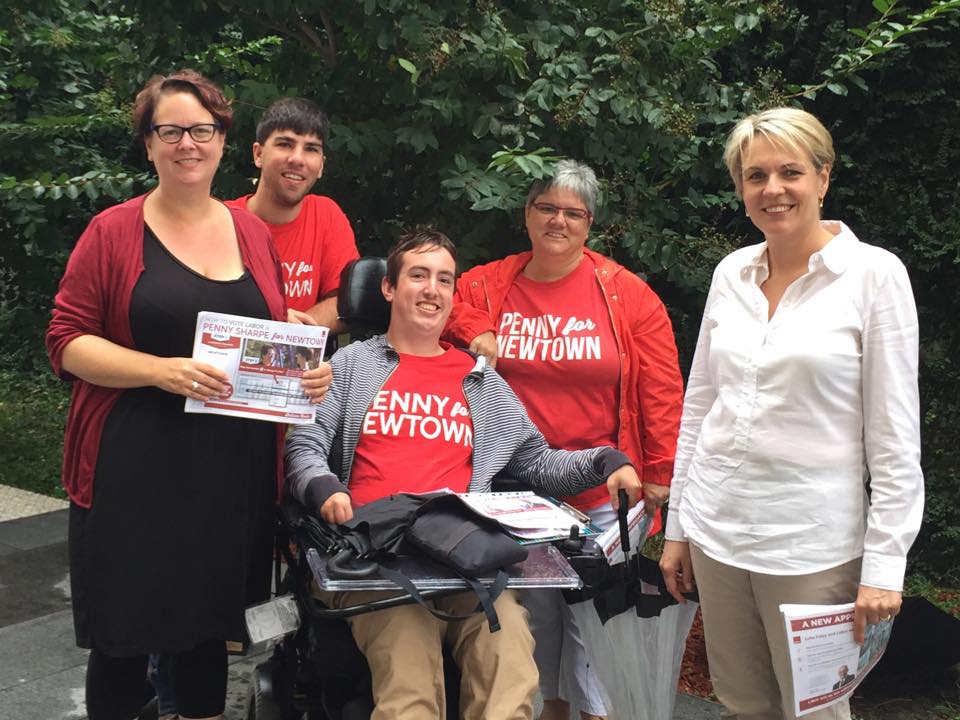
[723,107,835,195]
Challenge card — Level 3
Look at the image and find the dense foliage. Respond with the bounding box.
[1,0,957,582]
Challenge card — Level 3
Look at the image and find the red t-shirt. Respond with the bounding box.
[349,347,475,506]
[496,257,620,510]
[225,194,359,312]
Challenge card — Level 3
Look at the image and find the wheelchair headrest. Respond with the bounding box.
[337,257,390,332]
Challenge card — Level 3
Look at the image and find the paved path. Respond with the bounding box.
[0,485,68,522]
[0,490,722,719]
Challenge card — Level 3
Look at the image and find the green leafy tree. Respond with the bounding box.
[1,0,957,580]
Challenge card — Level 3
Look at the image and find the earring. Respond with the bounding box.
[819,197,824,208]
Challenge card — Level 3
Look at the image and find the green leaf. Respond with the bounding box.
[872,0,891,14]
[513,156,533,174]
[472,115,491,139]
[395,126,438,153]
[471,196,500,211]
[849,75,869,92]
[826,83,848,96]
[397,57,419,84]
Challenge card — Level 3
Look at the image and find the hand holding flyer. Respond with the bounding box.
[780,602,893,717]
[595,503,650,565]
[185,311,328,424]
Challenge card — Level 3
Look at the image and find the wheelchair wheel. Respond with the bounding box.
[320,696,372,720]
[247,656,302,720]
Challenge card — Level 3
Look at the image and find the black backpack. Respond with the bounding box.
[312,492,528,632]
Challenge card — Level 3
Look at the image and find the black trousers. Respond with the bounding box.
[85,638,226,719]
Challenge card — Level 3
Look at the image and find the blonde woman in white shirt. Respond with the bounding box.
[659,107,923,720]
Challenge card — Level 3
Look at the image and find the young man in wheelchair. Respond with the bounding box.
[284,228,641,719]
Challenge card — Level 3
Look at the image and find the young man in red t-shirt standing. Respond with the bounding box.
[285,228,642,719]
[225,97,359,330]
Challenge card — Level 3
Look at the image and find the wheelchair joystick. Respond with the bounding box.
[559,525,584,554]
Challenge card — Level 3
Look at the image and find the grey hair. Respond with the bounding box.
[526,159,599,214]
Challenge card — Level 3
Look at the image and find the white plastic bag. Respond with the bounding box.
[570,591,698,719]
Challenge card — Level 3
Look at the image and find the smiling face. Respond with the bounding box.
[144,91,224,191]
[252,129,325,210]
[524,186,592,263]
[382,245,456,351]
[740,134,830,243]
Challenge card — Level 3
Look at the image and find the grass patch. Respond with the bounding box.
[0,369,70,498]
[905,574,960,619]
[933,700,960,720]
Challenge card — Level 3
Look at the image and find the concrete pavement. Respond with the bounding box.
[0,487,722,719]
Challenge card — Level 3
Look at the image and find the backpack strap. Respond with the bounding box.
[377,565,509,632]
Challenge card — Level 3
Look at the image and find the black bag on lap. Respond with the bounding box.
[323,492,528,632]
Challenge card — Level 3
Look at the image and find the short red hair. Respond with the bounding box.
[132,69,232,139]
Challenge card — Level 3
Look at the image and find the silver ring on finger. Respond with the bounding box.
[191,380,199,391]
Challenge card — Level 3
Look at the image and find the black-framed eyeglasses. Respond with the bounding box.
[150,123,221,144]
[531,202,592,222]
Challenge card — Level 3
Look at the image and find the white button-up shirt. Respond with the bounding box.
[665,221,923,591]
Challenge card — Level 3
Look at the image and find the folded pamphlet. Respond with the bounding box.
[185,311,328,424]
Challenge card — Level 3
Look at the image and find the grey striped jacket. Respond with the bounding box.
[285,335,626,511]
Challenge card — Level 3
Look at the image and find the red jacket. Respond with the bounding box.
[46,193,287,508]
[444,249,683,533]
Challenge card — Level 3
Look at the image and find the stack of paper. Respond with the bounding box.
[457,491,600,543]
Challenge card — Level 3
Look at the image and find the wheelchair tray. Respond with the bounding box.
[307,543,582,592]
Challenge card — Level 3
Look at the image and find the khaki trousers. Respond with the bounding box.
[689,545,861,720]
[319,588,537,720]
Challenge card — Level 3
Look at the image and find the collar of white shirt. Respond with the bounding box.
[739,220,858,282]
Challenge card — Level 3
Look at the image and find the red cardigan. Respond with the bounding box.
[46,193,287,508]
[444,249,684,533]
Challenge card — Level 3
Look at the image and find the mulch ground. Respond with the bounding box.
[678,608,715,700]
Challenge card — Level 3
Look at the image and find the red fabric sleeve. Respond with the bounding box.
[443,269,496,347]
[629,284,684,486]
[46,218,113,379]
[314,199,359,299]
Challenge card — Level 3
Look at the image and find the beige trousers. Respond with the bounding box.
[689,544,861,720]
[319,588,537,720]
